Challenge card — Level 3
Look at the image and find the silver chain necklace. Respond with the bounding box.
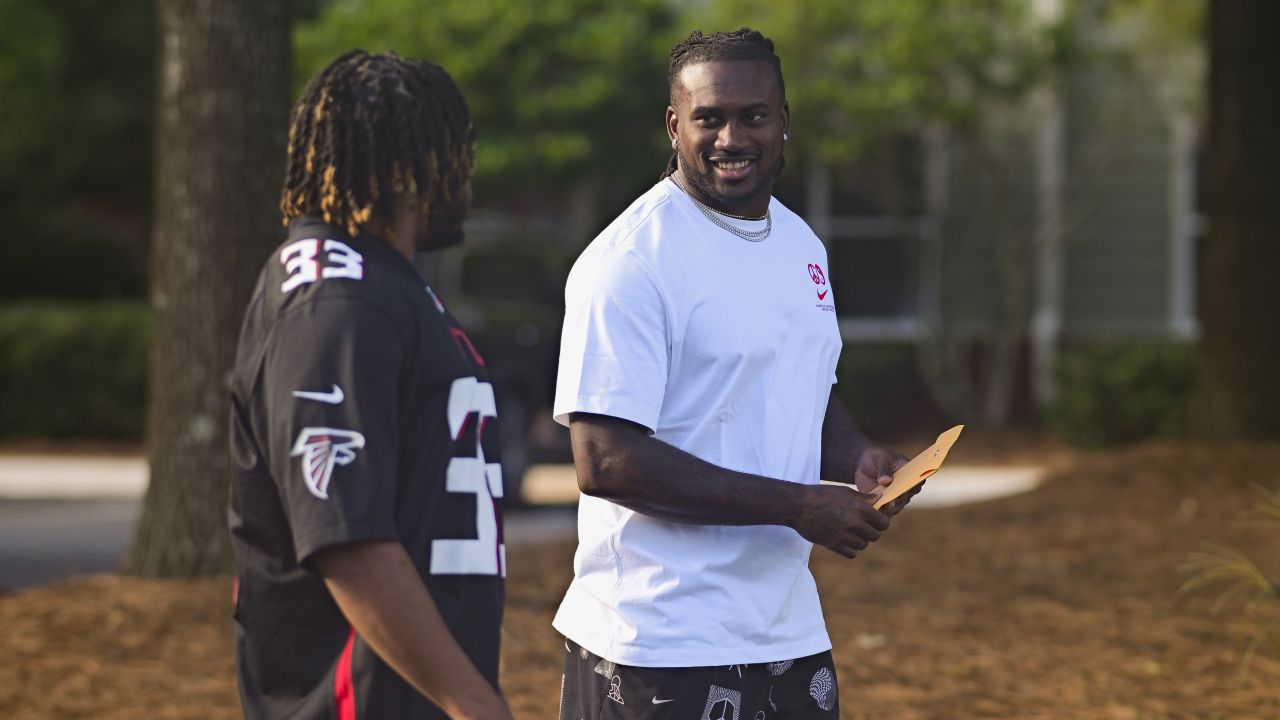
[672,177,771,242]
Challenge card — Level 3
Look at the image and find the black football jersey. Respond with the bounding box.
[229,217,505,719]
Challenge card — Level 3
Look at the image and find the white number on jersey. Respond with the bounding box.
[279,238,365,293]
[430,377,505,577]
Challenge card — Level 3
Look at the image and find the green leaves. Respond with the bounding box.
[1049,342,1195,447]
[0,2,62,173]
[694,0,1062,162]
[0,302,149,439]
[291,0,1067,200]
[294,0,680,193]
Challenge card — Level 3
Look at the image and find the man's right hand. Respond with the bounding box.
[793,484,891,558]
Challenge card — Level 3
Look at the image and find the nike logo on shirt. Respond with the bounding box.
[292,385,344,404]
[651,697,675,704]
[817,289,829,300]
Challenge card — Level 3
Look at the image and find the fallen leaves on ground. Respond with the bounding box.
[2,440,1278,719]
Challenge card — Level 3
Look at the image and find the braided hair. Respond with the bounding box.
[281,50,475,248]
[662,28,784,179]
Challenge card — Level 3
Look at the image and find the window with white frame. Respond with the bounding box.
[776,134,932,342]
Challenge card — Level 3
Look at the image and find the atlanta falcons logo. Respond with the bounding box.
[290,427,366,499]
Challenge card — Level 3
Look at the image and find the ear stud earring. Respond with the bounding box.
[783,133,789,141]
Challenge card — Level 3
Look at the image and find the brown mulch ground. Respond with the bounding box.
[3,440,1279,719]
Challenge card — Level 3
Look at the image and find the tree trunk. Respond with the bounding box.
[121,0,291,576]
[1191,0,1280,440]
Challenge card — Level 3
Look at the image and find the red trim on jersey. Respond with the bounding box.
[311,239,322,282]
[454,413,474,442]
[334,626,357,720]
[449,326,486,366]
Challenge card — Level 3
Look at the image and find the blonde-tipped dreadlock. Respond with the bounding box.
[281,50,475,247]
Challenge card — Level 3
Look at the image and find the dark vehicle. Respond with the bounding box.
[419,213,575,502]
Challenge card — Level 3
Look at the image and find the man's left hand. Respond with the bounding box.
[853,446,914,517]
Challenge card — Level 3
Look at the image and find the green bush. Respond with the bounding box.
[1048,341,1194,447]
[0,302,149,440]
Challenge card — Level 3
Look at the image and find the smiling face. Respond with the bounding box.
[666,59,788,217]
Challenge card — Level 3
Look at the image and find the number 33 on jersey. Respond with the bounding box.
[279,238,364,293]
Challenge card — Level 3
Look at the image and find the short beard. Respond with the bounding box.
[416,206,467,252]
[678,152,785,214]
[417,225,464,251]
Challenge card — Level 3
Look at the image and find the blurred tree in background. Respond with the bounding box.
[1191,0,1280,439]
[295,0,681,244]
[698,0,1063,429]
[0,0,154,299]
[120,0,291,577]
[2,0,1277,576]
[698,0,1057,162]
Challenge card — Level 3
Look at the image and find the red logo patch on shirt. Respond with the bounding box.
[807,263,829,301]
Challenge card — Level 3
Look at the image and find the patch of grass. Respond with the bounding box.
[1181,485,1280,679]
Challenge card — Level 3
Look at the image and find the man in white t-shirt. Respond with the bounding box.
[553,28,920,719]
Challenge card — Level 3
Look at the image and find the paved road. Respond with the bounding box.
[0,498,577,592]
[0,456,586,590]
[0,456,1040,592]
[0,498,139,590]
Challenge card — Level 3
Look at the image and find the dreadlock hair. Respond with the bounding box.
[281,50,476,247]
[662,28,784,179]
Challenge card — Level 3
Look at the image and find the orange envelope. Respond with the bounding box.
[873,425,964,510]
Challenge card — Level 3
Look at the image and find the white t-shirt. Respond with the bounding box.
[552,178,843,667]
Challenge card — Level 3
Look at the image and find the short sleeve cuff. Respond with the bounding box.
[294,522,402,571]
[553,395,660,433]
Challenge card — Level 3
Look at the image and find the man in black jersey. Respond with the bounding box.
[228,51,512,719]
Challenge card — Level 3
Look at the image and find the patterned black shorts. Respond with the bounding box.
[558,638,840,720]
